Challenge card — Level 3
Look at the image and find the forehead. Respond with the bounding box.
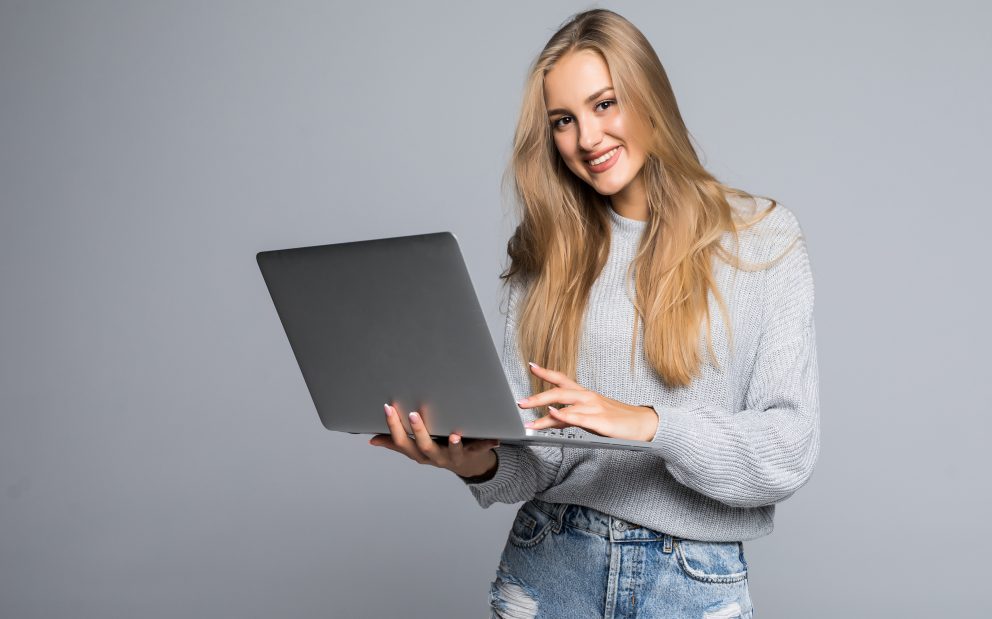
[543,50,612,105]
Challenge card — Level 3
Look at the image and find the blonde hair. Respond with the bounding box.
[499,8,796,407]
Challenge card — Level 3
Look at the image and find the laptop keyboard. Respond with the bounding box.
[536,427,582,440]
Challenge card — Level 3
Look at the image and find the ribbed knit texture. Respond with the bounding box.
[464,196,819,542]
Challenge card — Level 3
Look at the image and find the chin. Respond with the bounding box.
[589,176,630,196]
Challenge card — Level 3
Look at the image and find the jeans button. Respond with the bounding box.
[613,519,627,531]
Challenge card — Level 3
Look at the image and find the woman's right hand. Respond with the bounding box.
[368,403,501,479]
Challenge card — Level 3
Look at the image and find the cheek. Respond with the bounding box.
[605,113,628,138]
[554,138,586,175]
[610,119,646,165]
[620,115,652,158]
[610,114,649,160]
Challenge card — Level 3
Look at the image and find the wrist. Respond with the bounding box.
[639,405,659,442]
[458,450,499,483]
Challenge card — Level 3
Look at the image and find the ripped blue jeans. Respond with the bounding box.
[489,498,754,619]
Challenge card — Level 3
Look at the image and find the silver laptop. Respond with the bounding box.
[256,231,654,452]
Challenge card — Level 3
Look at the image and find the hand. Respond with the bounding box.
[520,362,659,442]
[368,403,501,479]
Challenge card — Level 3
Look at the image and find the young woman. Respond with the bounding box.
[369,8,818,618]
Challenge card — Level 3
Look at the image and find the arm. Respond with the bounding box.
[459,274,564,507]
[649,212,820,509]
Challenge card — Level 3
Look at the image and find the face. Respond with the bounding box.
[543,49,648,198]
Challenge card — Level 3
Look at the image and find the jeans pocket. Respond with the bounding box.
[507,499,556,548]
[674,539,749,584]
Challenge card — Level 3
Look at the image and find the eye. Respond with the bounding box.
[551,100,617,131]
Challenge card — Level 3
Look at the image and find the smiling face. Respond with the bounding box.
[543,49,648,202]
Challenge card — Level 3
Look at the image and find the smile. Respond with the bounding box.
[585,146,622,173]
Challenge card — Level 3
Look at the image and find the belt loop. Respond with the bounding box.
[663,534,673,554]
[552,502,568,532]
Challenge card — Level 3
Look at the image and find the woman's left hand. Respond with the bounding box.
[519,362,659,442]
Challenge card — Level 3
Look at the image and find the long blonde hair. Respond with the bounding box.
[500,8,796,404]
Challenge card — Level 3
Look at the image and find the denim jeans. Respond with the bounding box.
[489,497,754,618]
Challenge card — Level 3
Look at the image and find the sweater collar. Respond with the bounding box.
[608,205,647,241]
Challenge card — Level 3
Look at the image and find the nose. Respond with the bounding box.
[577,116,603,153]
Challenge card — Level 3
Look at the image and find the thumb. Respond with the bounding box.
[447,433,465,469]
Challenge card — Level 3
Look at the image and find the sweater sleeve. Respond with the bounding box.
[460,274,564,508]
[648,210,820,509]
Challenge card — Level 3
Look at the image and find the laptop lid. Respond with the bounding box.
[257,231,532,441]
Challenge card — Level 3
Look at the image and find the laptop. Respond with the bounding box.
[256,231,654,452]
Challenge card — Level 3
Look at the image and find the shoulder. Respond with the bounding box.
[724,193,807,265]
[720,194,814,323]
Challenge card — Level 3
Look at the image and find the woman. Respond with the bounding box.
[369,8,818,618]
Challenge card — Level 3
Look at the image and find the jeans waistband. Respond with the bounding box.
[530,497,677,549]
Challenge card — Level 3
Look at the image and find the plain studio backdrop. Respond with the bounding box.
[1,1,988,617]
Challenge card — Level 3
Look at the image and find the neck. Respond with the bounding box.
[608,173,648,221]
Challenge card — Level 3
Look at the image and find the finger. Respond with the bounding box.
[384,403,428,463]
[448,433,495,470]
[408,410,445,465]
[524,407,570,430]
[369,437,404,454]
[526,418,570,431]
[517,387,585,410]
[369,431,415,458]
[527,362,583,390]
[383,404,411,446]
[447,433,464,468]
[548,406,606,436]
[549,403,592,417]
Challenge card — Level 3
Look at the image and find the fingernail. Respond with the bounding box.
[384,403,394,417]
[450,435,460,445]
[528,361,539,369]
[409,411,419,422]
[524,421,534,428]
[516,399,528,406]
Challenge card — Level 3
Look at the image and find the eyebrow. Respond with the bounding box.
[546,86,615,117]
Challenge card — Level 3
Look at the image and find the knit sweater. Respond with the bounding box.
[463,196,819,542]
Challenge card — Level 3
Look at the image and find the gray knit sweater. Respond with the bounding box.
[464,197,819,542]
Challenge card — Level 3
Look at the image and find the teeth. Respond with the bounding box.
[589,147,619,166]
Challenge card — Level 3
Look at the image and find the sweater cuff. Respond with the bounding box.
[461,445,523,501]
[457,449,501,484]
[647,404,699,465]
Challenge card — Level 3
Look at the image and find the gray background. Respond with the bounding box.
[1,1,988,617]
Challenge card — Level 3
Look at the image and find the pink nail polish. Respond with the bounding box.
[384,403,394,417]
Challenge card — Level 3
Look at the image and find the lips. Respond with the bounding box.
[584,146,622,173]
[583,145,621,162]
